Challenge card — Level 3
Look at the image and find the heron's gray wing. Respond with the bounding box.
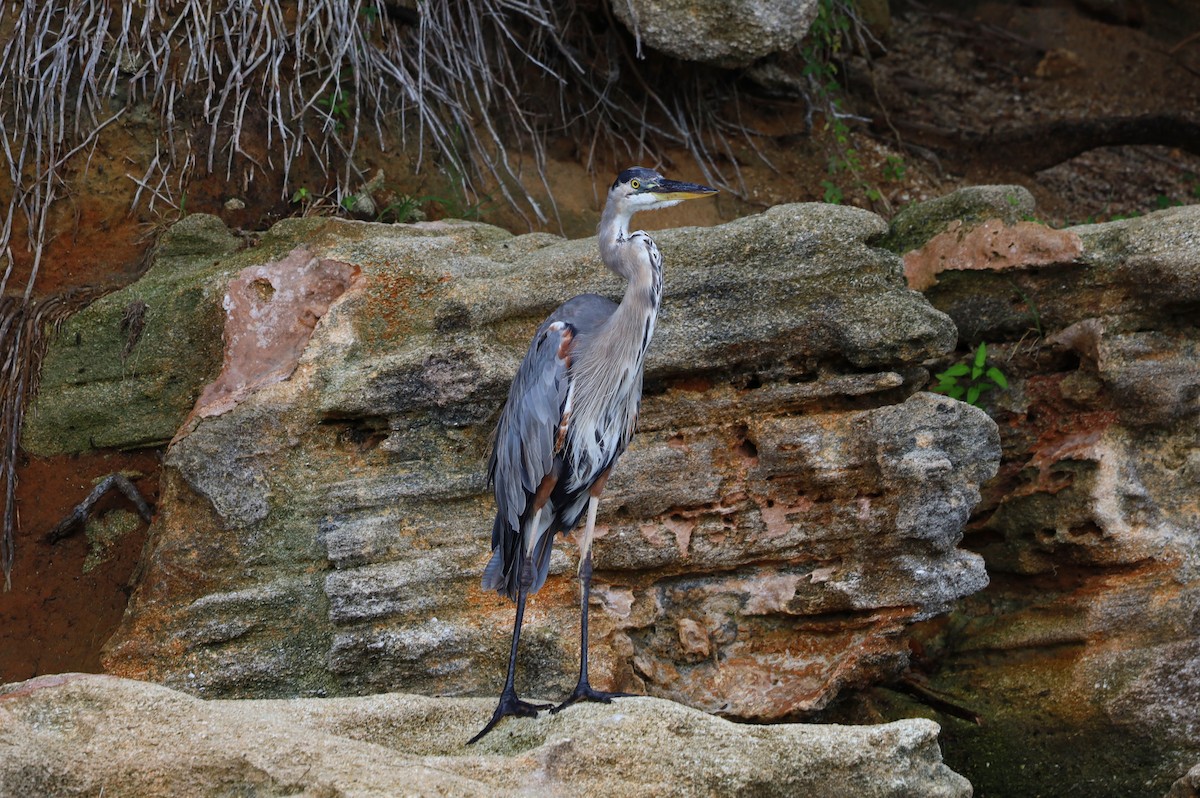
[488,317,575,537]
[552,293,620,334]
[487,294,617,535]
[483,295,617,599]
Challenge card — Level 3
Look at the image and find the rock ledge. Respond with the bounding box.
[0,673,971,797]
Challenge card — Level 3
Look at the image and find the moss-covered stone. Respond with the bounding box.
[879,185,1037,255]
[22,214,518,456]
[22,242,236,455]
[152,213,240,259]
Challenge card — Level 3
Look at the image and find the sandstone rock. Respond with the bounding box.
[42,202,999,724]
[187,246,360,424]
[610,0,819,68]
[23,214,243,454]
[880,185,1037,256]
[879,197,1200,796]
[0,673,972,797]
[1168,764,1200,798]
[903,219,1083,291]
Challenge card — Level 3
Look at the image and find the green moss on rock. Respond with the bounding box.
[22,217,245,456]
[879,185,1037,255]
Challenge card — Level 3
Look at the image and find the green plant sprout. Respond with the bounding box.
[821,179,844,205]
[800,1,904,210]
[376,194,427,223]
[933,342,1009,407]
[882,156,906,182]
[317,80,352,133]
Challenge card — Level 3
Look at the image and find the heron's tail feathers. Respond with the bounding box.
[481,545,513,599]
[481,516,556,602]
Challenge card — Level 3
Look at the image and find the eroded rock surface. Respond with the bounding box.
[0,673,971,798]
[188,246,361,423]
[28,205,996,728]
[876,192,1200,797]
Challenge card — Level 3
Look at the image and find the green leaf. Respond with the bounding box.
[947,385,965,400]
[972,364,983,380]
[967,385,982,405]
[821,180,844,205]
[986,367,1009,390]
[974,342,988,367]
[941,363,970,378]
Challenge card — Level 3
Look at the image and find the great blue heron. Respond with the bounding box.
[469,167,717,743]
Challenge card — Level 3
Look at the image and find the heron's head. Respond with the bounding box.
[607,167,717,217]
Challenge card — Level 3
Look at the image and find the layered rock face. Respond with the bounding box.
[25,203,997,724]
[877,190,1200,797]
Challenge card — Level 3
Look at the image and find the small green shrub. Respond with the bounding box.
[933,342,1009,407]
[882,156,906,182]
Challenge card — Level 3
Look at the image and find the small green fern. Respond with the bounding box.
[933,343,1009,406]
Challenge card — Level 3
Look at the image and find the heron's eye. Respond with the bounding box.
[630,179,640,190]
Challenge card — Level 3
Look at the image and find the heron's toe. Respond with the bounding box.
[550,682,634,714]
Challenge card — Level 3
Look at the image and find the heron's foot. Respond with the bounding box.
[467,692,552,744]
[550,682,634,714]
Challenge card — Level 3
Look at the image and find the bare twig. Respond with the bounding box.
[43,473,154,545]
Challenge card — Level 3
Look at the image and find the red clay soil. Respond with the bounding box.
[1,450,159,683]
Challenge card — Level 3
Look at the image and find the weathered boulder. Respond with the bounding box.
[23,214,240,454]
[870,194,1200,797]
[879,184,1037,256]
[0,673,972,797]
[27,203,998,727]
[610,0,819,68]
[1168,765,1200,798]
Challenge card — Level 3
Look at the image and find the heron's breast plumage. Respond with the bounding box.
[563,231,662,491]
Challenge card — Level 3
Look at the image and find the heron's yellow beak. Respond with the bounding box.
[649,178,718,201]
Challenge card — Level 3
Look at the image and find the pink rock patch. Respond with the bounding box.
[190,247,360,422]
[905,219,1083,291]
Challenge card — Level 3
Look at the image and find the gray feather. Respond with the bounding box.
[484,295,619,599]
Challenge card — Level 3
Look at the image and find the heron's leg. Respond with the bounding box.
[468,545,552,744]
[552,495,632,713]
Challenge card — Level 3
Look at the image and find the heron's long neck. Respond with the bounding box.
[596,204,662,362]
[564,202,661,485]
